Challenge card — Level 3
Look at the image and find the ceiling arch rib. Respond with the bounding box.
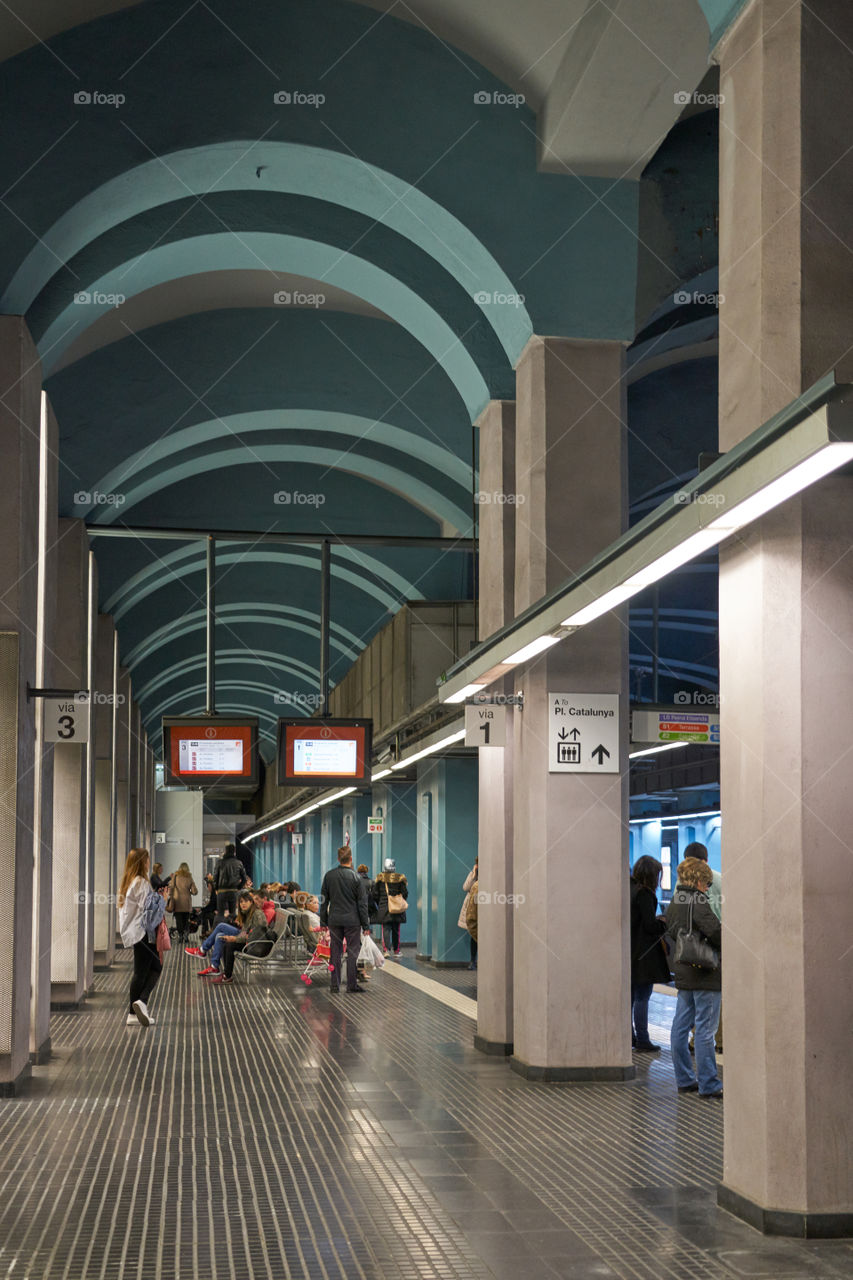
[4,141,532,369]
[103,543,419,621]
[135,650,325,707]
[75,410,472,527]
[85,442,469,534]
[123,604,362,670]
[36,233,491,418]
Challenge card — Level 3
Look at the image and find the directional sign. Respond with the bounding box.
[464,703,507,748]
[291,832,304,846]
[632,709,719,745]
[43,696,90,743]
[367,816,385,835]
[549,693,619,773]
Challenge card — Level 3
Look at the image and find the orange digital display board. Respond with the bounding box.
[163,717,258,787]
[277,719,372,787]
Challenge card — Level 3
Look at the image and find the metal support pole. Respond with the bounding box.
[651,584,660,704]
[206,535,216,715]
[319,540,331,718]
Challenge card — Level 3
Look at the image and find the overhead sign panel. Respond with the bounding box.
[549,692,619,774]
[464,703,507,747]
[162,716,259,789]
[632,709,720,744]
[43,696,90,743]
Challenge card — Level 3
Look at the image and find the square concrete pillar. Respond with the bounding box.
[92,614,116,967]
[0,318,42,1093]
[510,337,631,1081]
[474,399,517,1051]
[717,0,853,1234]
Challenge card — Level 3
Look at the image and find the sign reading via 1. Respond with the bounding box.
[549,693,619,773]
[464,703,507,747]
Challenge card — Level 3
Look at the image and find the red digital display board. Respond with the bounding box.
[163,717,259,788]
[277,718,373,788]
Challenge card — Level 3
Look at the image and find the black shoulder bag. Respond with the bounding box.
[673,899,720,970]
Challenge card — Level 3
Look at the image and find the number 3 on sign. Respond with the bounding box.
[464,704,507,748]
[43,698,91,744]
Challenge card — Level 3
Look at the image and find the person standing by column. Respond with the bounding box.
[168,861,198,942]
[118,847,163,1028]
[320,846,369,993]
[458,861,478,969]
[629,856,670,1052]
[666,857,722,1098]
[683,841,723,1052]
[214,843,246,920]
[373,858,409,957]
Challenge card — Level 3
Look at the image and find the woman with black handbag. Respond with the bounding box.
[665,857,723,1098]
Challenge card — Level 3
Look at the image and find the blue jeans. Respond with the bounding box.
[203,922,239,968]
[671,989,722,1094]
[631,981,654,1046]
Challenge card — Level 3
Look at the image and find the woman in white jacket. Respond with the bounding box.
[118,847,162,1027]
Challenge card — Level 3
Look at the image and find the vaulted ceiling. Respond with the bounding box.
[0,0,737,763]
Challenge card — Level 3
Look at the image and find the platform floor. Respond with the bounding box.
[1,952,851,1280]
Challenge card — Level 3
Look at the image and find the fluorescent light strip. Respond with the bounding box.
[371,767,392,781]
[629,808,721,824]
[628,742,690,759]
[391,727,467,770]
[708,442,853,531]
[247,786,357,840]
[561,582,637,627]
[502,634,561,665]
[446,682,486,704]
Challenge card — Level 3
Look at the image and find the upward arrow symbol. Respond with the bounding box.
[591,744,610,765]
[569,727,581,739]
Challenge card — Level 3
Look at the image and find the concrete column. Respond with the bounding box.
[475,399,517,1053]
[510,336,631,1081]
[82,552,97,993]
[127,701,139,849]
[0,319,41,1094]
[49,520,90,1009]
[716,0,853,1234]
[372,781,417,948]
[92,615,116,967]
[114,667,131,933]
[341,793,373,868]
[30,394,58,1063]
[320,804,342,868]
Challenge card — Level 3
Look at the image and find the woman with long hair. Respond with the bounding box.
[629,855,670,1052]
[118,847,163,1027]
[168,861,198,942]
[209,891,269,985]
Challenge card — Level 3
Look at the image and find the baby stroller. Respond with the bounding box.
[299,928,335,985]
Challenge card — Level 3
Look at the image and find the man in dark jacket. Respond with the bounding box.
[214,843,247,920]
[665,857,723,1098]
[320,846,369,993]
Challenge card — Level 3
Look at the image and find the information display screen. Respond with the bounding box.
[163,717,258,788]
[277,718,372,788]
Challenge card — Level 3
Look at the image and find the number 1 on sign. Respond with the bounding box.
[479,722,490,745]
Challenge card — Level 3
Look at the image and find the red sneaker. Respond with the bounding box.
[185,946,204,956]
[197,966,218,977]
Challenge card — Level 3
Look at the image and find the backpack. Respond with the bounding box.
[141,888,166,936]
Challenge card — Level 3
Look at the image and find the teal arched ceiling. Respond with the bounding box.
[47,309,474,532]
[0,0,639,355]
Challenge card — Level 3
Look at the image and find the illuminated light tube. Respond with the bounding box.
[502,634,562,665]
[707,443,853,531]
[561,582,638,627]
[624,528,723,589]
[445,682,486,704]
[321,787,356,804]
[391,727,467,770]
[371,767,392,781]
[629,808,721,824]
[628,742,690,759]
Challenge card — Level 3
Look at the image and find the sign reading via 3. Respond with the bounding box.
[43,696,90,743]
[464,704,507,747]
[549,693,619,773]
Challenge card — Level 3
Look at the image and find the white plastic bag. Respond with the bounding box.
[359,933,385,968]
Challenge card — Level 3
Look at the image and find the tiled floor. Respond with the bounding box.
[1,955,851,1279]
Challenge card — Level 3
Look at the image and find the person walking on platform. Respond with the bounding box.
[666,857,723,1098]
[320,846,370,993]
[168,861,198,942]
[372,858,408,956]
[119,847,164,1028]
[629,856,670,1051]
[214,843,247,920]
